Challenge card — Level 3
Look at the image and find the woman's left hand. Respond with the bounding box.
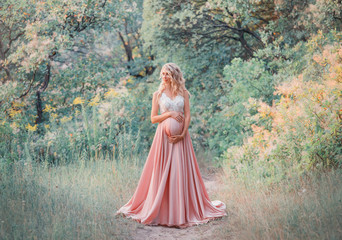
[168,134,184,144]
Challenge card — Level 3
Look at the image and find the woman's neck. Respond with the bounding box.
[164,84,172,93]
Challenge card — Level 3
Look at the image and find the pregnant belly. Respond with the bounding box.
[163,115,184,137]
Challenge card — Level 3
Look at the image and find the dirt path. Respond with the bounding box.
[131,167,229,240]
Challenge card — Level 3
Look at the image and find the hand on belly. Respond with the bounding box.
[164,115,184,137]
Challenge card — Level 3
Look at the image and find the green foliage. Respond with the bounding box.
[0,86,154,166]
[140,0,342,161]
[205,57,276,158]
[0,0,154,166]
[142,0,274,58]
[222,30,342,184]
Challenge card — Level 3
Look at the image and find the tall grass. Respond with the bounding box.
[2,132,341,239]
[0,103,149,239]
[0,152,146,239]
[0,93,151,167]
[214,168,342,240]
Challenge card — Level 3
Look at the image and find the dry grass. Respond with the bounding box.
[0,157,145,240]
[1,154,341,240]
[213,168,342,240]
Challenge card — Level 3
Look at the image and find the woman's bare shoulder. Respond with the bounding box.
[152,91,161,102]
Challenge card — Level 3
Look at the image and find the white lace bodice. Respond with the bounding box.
[159,92,184,114]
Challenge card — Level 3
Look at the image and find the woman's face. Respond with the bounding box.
[161,70,171,84]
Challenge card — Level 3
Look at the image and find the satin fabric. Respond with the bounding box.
[115,114,227,228]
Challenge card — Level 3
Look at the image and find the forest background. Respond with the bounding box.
[1,0,341,239]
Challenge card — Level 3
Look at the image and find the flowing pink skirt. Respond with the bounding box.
[115,114,227,228]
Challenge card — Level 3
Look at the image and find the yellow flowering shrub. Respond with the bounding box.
[224,42,342,184]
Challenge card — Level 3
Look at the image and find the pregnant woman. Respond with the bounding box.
[115,63,227,228]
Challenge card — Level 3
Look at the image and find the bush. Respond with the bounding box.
[223,31,342,185]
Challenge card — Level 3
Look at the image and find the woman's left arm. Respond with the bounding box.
[180,90,190,138]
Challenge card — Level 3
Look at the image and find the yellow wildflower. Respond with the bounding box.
[51,113,58,119]
[26,123,37,132]
[12,101,25,107]
[88,94,100,106]
[138,69,146,77]
[1,120,6,125]
[43,104,56,112]
[104,88,119,99]
[60,116,72,123]
[44,124,50,129]
[73,97,85,105]
[8,108,22,118]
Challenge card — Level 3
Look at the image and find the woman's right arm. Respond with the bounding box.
[151,92,171,124]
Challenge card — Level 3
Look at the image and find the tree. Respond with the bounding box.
[0,0,120,125]
[114,0,156,78]
[142,0,281,60]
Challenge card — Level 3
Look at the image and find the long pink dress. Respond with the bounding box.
[115,92,227,228]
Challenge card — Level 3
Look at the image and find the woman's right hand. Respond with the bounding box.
[169,111,184,123]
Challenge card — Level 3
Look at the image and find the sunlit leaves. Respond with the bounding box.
[224,34,342,184]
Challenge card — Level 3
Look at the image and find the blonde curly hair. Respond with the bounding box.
[156,63,190,100]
